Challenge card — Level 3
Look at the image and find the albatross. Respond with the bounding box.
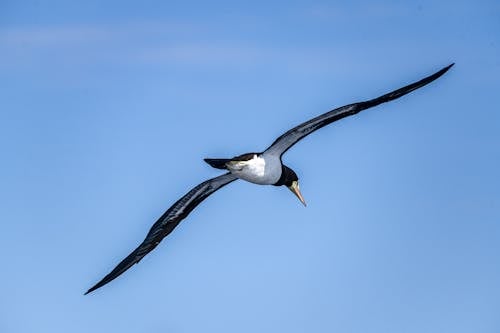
[85,63,453,294]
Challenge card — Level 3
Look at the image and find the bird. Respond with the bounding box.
[85,63,454,294]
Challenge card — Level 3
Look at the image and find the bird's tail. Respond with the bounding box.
[204,158,230,169]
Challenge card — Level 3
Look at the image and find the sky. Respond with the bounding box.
[1,0,499,332]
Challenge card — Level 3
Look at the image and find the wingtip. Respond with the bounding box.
[84,287,94,295]
[443,63,455,72]
[419,62,454,86]
[85,280,105,295]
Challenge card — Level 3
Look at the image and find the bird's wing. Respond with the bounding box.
[85,172,238,294]
[264,64,454,157]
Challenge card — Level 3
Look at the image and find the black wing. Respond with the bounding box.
[85,172,238,295]
[264,64,454,157]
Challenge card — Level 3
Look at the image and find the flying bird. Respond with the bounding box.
[85,63,453,294]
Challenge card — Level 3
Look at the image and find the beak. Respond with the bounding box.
[288,180,307,207]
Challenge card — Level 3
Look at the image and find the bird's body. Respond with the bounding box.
[206,153,282,185]
[85,63,454,295]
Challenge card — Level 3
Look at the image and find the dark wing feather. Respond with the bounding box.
[85,172,238,294]
[264,64,454,157]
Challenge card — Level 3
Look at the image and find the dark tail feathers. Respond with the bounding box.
[204,158,230,170]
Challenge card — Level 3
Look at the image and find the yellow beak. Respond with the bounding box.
[288,180,306,207]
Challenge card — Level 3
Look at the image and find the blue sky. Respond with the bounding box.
[1,0,499,332]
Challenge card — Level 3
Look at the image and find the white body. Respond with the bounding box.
[226,154,282,185]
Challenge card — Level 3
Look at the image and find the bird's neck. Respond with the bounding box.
[273,165,291,186]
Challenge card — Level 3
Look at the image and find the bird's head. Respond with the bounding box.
[278,165,306,206]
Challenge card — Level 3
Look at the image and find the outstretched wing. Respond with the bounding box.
[85,172,238,294]
[264,64,454,157]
